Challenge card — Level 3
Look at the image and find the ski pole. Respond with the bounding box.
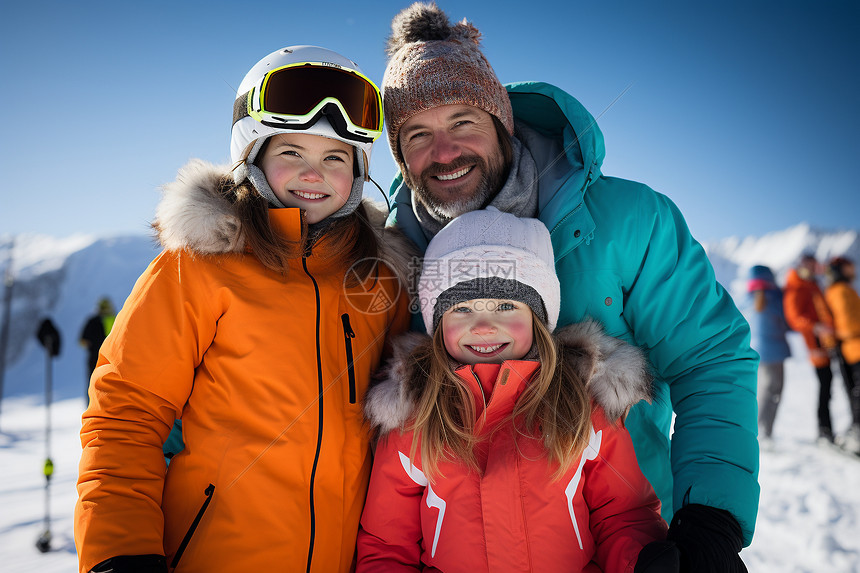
[35,318,60,554]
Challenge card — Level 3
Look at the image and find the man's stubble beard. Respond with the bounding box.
[406,148,508,221]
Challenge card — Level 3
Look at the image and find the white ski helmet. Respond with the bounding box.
[230,45,383,215]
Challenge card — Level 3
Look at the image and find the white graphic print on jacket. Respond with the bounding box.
[566,425,602,549]
[397,424,602,556]
[398,451,447,557]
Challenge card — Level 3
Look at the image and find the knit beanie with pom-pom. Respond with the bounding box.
[382,2,514,174]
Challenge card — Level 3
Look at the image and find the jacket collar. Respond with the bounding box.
[267,206,304,243]
[455,361,541,429]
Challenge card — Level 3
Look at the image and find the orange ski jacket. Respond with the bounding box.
[75,160,412,573]
[783,268,835,368]
[826,281,860,364]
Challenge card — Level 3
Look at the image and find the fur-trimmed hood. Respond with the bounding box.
[153,159,417,284]
[364,320,653,435]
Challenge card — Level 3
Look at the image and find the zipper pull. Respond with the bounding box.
[342,313,357,403]
[341,314,355,338]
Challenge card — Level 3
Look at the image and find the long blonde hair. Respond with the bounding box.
[407,313,592,482]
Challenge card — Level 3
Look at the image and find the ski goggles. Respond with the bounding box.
[233,62,383,144]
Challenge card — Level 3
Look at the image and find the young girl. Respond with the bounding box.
[74,46,412,573]
[357,207,667,572]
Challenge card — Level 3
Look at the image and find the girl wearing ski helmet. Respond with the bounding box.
[75,46,413,573]
[357,208,667,572]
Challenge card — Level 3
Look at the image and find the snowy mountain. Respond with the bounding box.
[0,234,161,402]
[1,222,859,404]
[704,223,860,298]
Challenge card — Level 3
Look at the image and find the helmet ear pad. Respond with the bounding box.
[246,161,286,208]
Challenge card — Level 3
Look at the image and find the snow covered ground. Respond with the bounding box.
[1,397,82,571]
[742,335,860,572]
[1,335,858,572]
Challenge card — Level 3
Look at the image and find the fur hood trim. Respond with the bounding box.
[155,159,244,255]
[364,320,653,434]
[153,159,417,284]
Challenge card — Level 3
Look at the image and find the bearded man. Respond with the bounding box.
[374,4,759,571]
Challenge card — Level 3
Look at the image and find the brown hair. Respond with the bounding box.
[492,114,514,168]
[217,175,380,282]
[407,313,592,482]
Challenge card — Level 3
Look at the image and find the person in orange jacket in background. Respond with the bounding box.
[783,253,842,444]
[74,45,413,573]
[824,256,860,454]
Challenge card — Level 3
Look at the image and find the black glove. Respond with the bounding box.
[635,504,747,573]
[634,540,681,573]
[89,555,168,573]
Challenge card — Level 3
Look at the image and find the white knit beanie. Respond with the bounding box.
[418,207,560,334]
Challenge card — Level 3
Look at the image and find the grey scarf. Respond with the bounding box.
[413,135,539,242]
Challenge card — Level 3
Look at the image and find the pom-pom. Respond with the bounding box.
[387,2,452,55]
[452,20,481,45]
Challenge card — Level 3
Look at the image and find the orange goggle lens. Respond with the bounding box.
[260,64,382,132]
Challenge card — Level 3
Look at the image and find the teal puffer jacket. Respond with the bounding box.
[386,81,760,545]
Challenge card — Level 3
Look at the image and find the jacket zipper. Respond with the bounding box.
[549,165,595,237]
[470,370,488,412]
[171,483,215,569]
[341,313,357,404]
[301,256,324,573]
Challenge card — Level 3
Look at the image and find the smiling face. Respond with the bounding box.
[399,104,507,219]
[441,298,534,365]
[257,133,355,224]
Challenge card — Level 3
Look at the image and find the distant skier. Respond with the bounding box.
[741,265,791,447]
[824,256,860,454]
[78,297,115,403]
[783,254,843,444]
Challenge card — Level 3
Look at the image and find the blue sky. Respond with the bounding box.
[1,0,858,242]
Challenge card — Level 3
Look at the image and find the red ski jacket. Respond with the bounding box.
[358,323,667,572]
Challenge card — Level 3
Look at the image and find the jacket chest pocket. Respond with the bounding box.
[556,270,628,337]
[341,313,357,404]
